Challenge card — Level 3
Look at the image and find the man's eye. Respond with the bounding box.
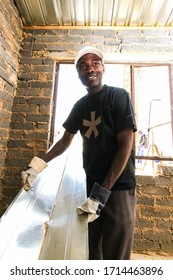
[92,61,101,66]
[79,64,86,70]
[78,61,101,70]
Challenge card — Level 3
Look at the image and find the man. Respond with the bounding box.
[137,130,147,164]
[21,46,137,260]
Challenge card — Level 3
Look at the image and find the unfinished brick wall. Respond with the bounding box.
[134,174,173,255]
[0,0,23,214]
[2,60,56,216]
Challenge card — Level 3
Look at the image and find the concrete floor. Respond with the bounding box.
[132,252,173,260]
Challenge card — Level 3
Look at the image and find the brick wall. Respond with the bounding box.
[2,31,56,212]
[0,0,23,214]
[0,2,173,254]
[135,174,173,255]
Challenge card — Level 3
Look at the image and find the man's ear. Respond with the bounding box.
[102,64,105,73]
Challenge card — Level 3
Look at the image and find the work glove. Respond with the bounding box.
[21,156,48,191]
[77,182,111,223]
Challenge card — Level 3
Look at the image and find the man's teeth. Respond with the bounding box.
[88,74,97,80]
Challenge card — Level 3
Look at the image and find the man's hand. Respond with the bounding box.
[77,182,111,222]
[21,156,47,191]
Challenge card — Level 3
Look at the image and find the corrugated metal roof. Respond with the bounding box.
[14,0,173,28]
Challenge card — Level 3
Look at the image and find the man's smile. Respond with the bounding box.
[87,73,97,81]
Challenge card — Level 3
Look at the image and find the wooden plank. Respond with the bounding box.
[23,25,173,30]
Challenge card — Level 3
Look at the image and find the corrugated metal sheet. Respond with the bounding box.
[14,0,173,27]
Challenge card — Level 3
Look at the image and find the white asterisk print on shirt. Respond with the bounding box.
[83,111,101,139]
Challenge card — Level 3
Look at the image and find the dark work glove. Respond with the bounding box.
[77,182,111,222]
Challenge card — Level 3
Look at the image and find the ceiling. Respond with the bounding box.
[14,0,173,28]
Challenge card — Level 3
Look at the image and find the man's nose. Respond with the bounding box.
[86,63,95,72]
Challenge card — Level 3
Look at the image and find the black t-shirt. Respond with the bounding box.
[63,85,137,190]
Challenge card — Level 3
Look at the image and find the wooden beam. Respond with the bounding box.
[23,25,173,30]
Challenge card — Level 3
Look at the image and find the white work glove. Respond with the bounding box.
[21,156,47,191]
[77,182,111,223]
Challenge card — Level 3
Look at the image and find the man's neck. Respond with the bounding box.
[87,84,104,95]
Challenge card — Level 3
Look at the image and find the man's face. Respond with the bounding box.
[77,53,105,93]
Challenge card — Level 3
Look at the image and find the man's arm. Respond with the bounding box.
[102,127,134,191]
[42,130,75,163]
[21,130,74,191]
[77,127,134,222]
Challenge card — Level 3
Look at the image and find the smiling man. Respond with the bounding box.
[21,46,137,260]
[75,46,105,93]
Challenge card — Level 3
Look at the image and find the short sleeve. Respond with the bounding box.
[62,101,80,134]
[113,89,137,133]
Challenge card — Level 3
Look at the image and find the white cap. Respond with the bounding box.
[75,46,104,66]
